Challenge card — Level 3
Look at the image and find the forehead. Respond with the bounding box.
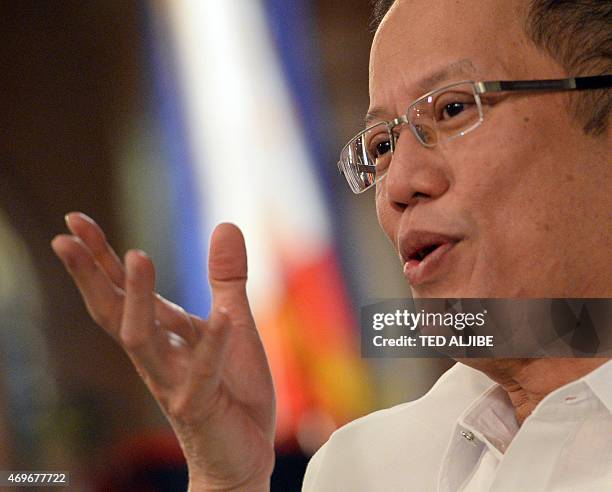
[369,0,541,109]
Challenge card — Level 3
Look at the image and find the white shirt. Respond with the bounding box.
[302,361,612,491]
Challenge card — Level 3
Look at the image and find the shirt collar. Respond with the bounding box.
[528,359,612,421]
[456,359,612,449]
[582,359,612,412]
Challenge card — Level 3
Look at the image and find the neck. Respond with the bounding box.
[459,358,609,425]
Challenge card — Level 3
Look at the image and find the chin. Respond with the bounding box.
[410,280,513,298]
[408,273,487,298]
[410,284,474,299]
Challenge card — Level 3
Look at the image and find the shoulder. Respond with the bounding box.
[302,363,494,491]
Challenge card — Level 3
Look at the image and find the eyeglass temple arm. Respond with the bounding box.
[337,162,377,176]
[356,164,376,173]
[476,74,612,94]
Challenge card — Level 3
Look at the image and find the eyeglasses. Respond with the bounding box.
[338,75,612,194]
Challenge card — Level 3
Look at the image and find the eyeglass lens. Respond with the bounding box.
[340,82,483,193]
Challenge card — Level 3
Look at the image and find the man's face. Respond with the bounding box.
[370,0,611,298]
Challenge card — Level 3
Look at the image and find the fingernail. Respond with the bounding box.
[75,212,96,224]
[126,249,149,266]
[50,236,60,251]
[134,249,149,259]
[218,306,229,315]
[50,234,71,251]
[50,237,76,269]
[64,213,71,226]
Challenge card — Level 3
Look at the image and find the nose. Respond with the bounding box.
[379,127,450,210]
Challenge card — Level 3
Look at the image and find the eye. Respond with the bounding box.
[366,131,393,158]
[366,130,395,176]
[374,139,391,157]
[433,91,476,123]
[442,102,465,119]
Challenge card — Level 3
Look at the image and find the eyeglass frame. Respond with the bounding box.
[338,74,612,194]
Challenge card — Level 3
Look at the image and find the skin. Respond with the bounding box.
[372,0,610,423]
[372,0,611,299]
[52,214,275,492]
[51,0,610,488]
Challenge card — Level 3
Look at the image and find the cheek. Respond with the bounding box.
[449,107,581,289]
[375,187,397,244]
[458,102,570,225]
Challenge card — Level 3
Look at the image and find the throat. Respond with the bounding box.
[500,381,543,425]
[457,358,610,426]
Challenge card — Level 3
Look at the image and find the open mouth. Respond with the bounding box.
[410,243,444,262]
[400,232,463,285]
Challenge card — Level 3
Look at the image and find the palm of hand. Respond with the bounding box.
[51,213,275,491]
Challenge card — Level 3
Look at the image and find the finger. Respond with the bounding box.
[181,307,231,413]
[155,294,200,346]
[51,234,124,338]
[65,212,199,345]
[64,212,125,286]
[208,223,253,319]
[121,249,168,386]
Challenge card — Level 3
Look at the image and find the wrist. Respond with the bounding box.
[188,477,270,492]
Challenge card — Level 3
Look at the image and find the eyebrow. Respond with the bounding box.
[364,59,478,127]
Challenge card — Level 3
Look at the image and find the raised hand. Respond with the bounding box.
[51,213,275,491]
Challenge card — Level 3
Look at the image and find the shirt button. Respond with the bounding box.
[461,431,475,442]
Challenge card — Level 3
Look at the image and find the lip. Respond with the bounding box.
[399,231,462,286]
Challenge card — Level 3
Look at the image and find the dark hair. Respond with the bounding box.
[370,0,611,135]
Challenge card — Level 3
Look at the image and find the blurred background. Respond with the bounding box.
[0,1,452,490]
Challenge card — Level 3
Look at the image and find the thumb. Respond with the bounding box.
[208,223,251,315]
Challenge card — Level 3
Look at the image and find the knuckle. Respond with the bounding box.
[125,275,141,292]
[158,301,196,340]
[90,309,112,329]
[77,253,98,275]
[163,305,184,325]
[168,389,224,427]
[167,397,197,425]
[119,329,148,350]
[86,295,123,333]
